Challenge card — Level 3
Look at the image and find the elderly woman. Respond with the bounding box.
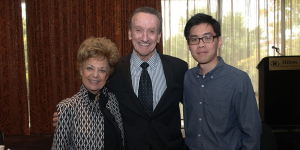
[52,37,123,150]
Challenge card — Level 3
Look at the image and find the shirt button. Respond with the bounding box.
[211,76,213,79]
[198,134,201,137]
[199,118,202,121]
[199,102,202,104]
[201,85,204,87]
[197,75,200,78]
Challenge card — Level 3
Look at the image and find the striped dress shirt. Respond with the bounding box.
[130,50,167,110]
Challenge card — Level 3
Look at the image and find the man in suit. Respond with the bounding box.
[108,7,187,150]
[54,7,187,150]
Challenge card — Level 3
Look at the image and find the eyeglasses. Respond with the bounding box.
[188,35,218,45]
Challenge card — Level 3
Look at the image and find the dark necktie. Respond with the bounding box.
[138,62,153,116]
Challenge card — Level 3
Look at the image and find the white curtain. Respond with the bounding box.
[162,0,300,100]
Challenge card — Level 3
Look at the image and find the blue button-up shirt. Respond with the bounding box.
[183,56,261,150]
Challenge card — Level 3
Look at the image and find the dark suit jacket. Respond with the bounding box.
[108,52,188,150]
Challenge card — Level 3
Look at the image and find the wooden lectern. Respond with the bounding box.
[257,56,300,128]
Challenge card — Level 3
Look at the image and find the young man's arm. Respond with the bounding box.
[236,76,262,149]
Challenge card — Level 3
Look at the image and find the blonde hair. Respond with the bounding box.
[77,37,119,77]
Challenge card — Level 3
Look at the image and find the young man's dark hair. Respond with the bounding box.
[184,13,221,40]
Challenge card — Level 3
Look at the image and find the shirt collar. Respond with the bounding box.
[194,56,225,78]
[131,49,158,71]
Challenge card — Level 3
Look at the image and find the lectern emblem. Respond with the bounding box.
[270,61,280,67]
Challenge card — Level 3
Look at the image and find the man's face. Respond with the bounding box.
[128,12,161,61]
[187,23,222,65]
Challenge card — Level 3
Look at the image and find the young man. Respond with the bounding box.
[54,7,187,150]
[183,13,261,150]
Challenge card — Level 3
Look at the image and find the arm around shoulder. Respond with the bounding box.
[52,101,73,150]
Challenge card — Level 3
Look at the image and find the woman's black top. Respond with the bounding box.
[88,90,120,150]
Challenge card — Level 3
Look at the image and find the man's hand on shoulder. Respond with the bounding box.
[53,112,58,127]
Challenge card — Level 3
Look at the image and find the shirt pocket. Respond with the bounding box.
[205,99,231,126]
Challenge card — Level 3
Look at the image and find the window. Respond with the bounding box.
[162,0,300,133]
[162,0,300,99]
[21,1,30,127]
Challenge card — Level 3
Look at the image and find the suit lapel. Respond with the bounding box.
[118,54,148,116]
[152,54,174,116]
[119,55,133,95]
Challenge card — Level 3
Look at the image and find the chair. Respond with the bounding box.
[260,123,278,150]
